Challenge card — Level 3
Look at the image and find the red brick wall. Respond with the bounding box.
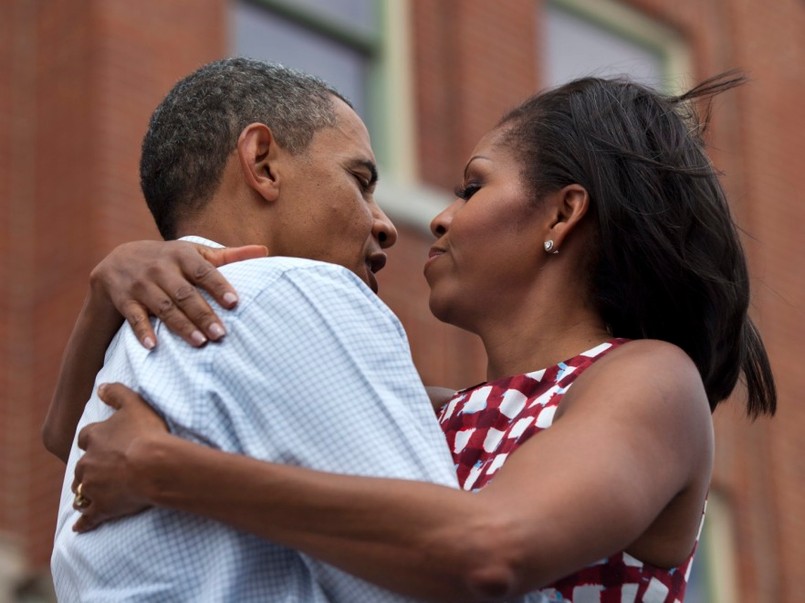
[0,0,227,567]
[412,0,539,190]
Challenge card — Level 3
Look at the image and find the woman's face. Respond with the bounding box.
[424,127,550,330]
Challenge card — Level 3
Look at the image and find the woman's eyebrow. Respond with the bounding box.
[463,155,490,180]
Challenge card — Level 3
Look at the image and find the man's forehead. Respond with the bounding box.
[335,105,372,142]
[320,101,376,162]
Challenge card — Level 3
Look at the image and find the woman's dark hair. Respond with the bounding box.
[499,72,775,417]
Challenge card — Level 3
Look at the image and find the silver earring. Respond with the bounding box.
[543,240,559,254]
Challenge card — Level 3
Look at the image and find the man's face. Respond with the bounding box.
[274,98,397,293]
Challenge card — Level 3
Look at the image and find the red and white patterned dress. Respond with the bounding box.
[437,339,700,603]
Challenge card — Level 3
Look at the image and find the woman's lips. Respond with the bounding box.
[428,246,445,259]
[424,246,445,271]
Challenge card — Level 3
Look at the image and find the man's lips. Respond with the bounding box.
[367,252,387,274]
[364,252,387,293]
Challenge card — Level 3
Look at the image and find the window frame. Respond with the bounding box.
[233,0,444,231]
[688,491,740,603]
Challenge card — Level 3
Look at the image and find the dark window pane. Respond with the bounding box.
[232,1,370,118]
[543,4,663,88]
[288,0,376,35]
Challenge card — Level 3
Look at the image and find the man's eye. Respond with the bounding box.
[454,183,481,200]
[354,174,371,192]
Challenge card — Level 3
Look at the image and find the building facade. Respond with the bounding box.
[1,1,803,601]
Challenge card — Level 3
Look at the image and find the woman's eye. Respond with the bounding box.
[454,183,481,200]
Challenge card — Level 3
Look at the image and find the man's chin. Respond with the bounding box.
[366,270,379,293]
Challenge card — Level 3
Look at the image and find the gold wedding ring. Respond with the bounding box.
[73,483,90,510]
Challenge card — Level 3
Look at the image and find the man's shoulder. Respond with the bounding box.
[216,257,408,346]
[220,257,380,312]
[180,237,370,302]
[220,255,357,285]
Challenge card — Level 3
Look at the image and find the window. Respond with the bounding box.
[541,0,692,93]
[231,0,432,228]
[686,492,739,603]
[231,0,378,122]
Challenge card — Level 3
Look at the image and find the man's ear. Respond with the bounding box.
[236,123,282,202]
[545,184,590,249]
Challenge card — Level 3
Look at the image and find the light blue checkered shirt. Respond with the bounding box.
[52,237,459,602]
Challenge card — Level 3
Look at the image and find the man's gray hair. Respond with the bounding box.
[140,57,350,239]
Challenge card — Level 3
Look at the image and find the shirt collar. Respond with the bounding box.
[177,235,225,249]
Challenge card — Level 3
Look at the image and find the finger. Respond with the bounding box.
[76,423,96,451]
[170,282,228,343]
[131,283,209,347]
[119,300,157,350]
[74,453,85,488]
[72,494,91,513]
[96,382,132,411]
[73,513,100,533]
[204,244,268,267]
[194,245,266,308]
[138,246,233,340]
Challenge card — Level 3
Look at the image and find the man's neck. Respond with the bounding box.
[175,213,266,249]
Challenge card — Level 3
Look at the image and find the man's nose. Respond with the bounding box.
[373,205,398,249]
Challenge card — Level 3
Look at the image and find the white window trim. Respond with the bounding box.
[699,492,739,603]
[374,0,451,233]
[375,179,450,233]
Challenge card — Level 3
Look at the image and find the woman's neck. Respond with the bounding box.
[478,298,610,382]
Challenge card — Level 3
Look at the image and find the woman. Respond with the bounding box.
[50,73,775,602]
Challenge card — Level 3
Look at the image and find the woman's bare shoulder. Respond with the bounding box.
[557,338,712,439]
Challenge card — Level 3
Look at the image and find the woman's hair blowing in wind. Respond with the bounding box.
[499,72,775,417]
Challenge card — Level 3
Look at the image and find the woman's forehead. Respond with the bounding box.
[466,127,519,167]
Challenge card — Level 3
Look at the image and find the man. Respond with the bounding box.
[50,58,457,602]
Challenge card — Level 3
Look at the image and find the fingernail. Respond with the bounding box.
[190,330,207,346]
[208,323,226,340]
[223,292,238,306]
[143,336,156,350]
[98,383,108,395]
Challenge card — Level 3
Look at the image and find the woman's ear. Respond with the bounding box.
[236,123,281,203]
[545,184,589,250]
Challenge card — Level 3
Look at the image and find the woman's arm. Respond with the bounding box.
[42,290,124,461]
[73,341,713,601]
[42,241,266,461]
[73,385,514,601]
